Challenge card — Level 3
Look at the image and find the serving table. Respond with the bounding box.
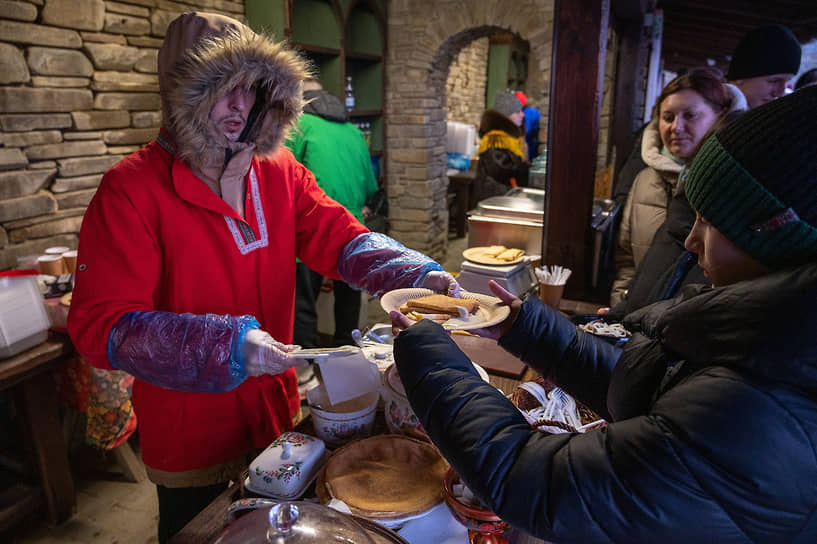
[172,362,546,544]
[0,333,75,529]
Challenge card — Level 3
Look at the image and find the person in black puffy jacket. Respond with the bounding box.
[391,86,817,542]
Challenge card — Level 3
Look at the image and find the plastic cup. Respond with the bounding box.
[44,246,70,256]
[62,250,78,274]
[38,254,66,276]
[539,283,565,309]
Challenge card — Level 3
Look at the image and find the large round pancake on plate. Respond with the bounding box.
[316,434,448,520]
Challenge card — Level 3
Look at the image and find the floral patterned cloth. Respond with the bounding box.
[54,355,137,450]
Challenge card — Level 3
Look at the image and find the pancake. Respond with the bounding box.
[406,294,479,316]
[316,435,448,519]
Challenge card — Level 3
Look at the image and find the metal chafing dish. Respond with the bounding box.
[467,188,621,289]
[467,187,545,256]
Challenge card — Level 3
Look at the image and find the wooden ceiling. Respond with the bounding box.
[657,0,817,73]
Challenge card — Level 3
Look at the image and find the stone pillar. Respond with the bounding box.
[386,0,555,262]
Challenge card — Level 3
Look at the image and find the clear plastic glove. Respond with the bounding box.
[338,232,446,297]
[241,329,305,376]
[421,270,461,297]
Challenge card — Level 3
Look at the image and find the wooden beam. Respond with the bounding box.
[543,0,610,300]
[662,0,807,23]
[610,18,646,176]
[611,0,647,21]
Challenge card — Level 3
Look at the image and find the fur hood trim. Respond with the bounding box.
[160,12,309,168]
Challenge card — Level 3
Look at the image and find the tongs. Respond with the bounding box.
[290,345,360,359]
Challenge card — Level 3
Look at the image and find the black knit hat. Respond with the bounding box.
[685,85,817,268]
[727,24,801,80]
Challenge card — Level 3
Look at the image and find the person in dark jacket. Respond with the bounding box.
[727,24,801,109]
[469,92,529,208]
[390,87,817,542]
[605,109,746,321]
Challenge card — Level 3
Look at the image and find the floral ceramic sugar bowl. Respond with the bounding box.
[245,432,326,500]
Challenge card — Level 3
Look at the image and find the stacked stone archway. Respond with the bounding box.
[385,0,554,261]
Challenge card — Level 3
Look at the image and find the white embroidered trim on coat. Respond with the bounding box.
[224,167,268,254]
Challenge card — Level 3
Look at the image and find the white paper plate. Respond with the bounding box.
[380,288,510,331]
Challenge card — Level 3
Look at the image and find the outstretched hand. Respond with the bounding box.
[242,329,306,377]
[389,280,522,341]
[390,310,415,337]
[421,270,461,297]
[466,281,523,340]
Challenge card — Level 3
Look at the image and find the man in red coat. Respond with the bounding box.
[67,12,458,542]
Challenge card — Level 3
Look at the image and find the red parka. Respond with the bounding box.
[68,13,368,474]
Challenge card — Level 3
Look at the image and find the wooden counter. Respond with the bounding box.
[172,360,544,544]
[0,334,75,529]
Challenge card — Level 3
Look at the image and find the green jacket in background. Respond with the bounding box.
[285,89,377,223]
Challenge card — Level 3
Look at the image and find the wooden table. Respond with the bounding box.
[0,334,75,529]
[172,359,545,544]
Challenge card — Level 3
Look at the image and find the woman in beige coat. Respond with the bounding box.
[611,68,744,305]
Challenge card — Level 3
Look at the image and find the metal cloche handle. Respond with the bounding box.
[268,503,299,537]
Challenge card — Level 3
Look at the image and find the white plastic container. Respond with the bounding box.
[0,275,50,358]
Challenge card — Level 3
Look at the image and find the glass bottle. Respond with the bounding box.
[344,76,355,112]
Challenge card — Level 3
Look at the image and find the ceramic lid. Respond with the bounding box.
[247,432,326,499]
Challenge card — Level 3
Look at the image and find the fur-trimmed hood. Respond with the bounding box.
[158,12,309,169]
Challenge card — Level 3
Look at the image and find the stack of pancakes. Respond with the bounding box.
[317,435,449,520]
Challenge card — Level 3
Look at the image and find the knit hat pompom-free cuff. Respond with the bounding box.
[685,86,817,269]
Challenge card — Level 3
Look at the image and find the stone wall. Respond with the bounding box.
[0,0,245,270]
[444,37,489,128]
[386,0,555,260]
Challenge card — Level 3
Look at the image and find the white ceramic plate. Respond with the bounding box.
[380,288,510,331]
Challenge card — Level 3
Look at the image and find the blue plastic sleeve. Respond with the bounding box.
[337,232,443,297]
[107,310,260,393]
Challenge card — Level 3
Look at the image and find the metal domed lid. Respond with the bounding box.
[214,500,407,544]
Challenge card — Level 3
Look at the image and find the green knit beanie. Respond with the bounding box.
[685,86,817,268]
